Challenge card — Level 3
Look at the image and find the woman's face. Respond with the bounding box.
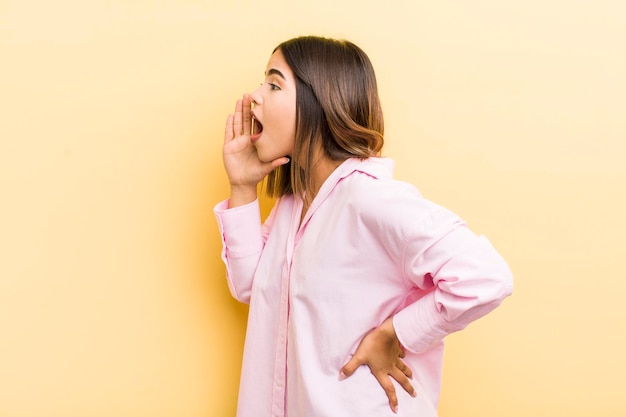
[250,49,297,163]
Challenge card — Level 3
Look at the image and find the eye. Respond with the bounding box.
[269,83,281,91]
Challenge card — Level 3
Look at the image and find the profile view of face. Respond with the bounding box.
[249,49,297,163]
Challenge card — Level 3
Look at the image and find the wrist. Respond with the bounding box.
[229,185,258,208]
[379,317,398,340]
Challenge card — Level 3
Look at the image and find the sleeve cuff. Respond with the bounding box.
[214,198,263,258]
[393,293,451,354]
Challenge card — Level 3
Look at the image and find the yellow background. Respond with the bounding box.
[1,1,625,416]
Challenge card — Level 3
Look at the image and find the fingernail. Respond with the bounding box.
[392,405,398,414]
[338,371,346,381]
[411,390,417,397]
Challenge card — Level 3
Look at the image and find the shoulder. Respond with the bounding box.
[338,158,462,240]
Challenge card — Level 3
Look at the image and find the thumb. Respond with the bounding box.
[264,156,290,173]
[270,156,291,169]
[258,157,290,179]
[339,354,363,381]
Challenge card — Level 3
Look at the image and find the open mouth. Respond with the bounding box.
[252,117,263,135]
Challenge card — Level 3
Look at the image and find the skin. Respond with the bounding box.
[223,92,289,208]
[222,49,416,413]
[340,317,417,413]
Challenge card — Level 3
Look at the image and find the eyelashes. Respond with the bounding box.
[259,81,281,91]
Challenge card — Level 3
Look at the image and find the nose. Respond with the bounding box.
[250,86,262,106]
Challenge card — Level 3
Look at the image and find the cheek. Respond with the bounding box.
[283,105,296,136]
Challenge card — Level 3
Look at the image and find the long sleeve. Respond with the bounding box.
[218,158,514,417]
[214,198,274,303]
[392,212,513,354]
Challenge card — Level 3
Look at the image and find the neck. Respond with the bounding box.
[302,149,341,210]
[312,157,341,196]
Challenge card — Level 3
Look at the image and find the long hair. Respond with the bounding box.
[264,36,385,203]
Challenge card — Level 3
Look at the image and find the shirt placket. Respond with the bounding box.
[270,200,300,417]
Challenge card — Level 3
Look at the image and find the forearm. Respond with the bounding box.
[214,199,265,303]
[397,229,513,354]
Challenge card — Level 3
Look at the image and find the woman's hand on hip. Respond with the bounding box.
[339,317,416,414]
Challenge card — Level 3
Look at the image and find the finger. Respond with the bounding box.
[233,99,243,136]
[224,114,234,143]
[374,373,398,414]
[396,358,413,379]
[256,158,290,179]
[268,157,291,170]
[339,355,364,380]
[242,94,252,135]
[391,368,417,398]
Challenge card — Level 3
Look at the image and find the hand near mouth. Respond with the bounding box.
[222,94,289,207]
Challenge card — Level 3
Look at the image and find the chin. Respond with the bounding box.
[256,153,275,164]
[256,148,285,164]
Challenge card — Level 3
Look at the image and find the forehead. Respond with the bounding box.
[265,49,294,80]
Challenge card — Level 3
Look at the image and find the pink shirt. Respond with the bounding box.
[214,157,513,417]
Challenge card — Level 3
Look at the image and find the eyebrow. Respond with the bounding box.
[265,68,286,80]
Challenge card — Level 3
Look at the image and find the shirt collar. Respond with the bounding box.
[295,157,395,235]
[334,157,395,183]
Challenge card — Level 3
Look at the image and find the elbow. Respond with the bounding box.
[233,289,252,304]
[470,242,514,306]
[495,259,514,300]
[223,256,259,305]
[226,275,252,304]
[488,264,514,303]
[476,261,514,308]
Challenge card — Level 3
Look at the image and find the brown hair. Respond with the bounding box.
[264,36,384,203]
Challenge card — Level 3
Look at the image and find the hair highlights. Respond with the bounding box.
[265,36,384,203]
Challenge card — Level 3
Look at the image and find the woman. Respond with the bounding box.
[214,36,513,417]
